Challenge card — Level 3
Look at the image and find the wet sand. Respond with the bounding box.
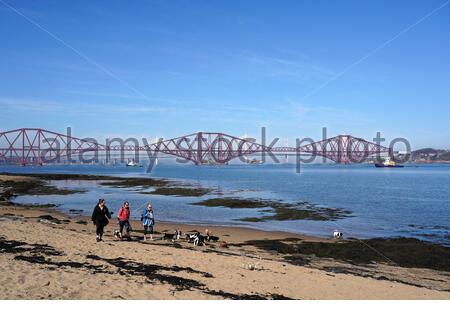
[0,174,449,299]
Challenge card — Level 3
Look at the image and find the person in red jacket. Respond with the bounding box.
[118,201,131,240]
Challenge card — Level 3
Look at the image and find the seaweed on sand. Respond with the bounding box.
[85,254,291,299]
[204,290,292,300]
[86,254,210,291]
[0,172,172,189]
[147,187,211,197]
[102,178,214,197]
[0,236,64,256]
[192,198,271,209]
[241,237,450,272]
[99,177,172,188]
[1,234,291,299]
[69,209,83,214]
[14,255,110,273]
[239,207,351,222]
[37,215,69,224]
[0,179,83,201]
[0,172,214,198]
[193,197,352,221]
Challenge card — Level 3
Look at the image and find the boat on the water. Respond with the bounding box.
[126,159,140,167]
[202,159,228,165]
[375,158,404,168]
[243,156,263,164]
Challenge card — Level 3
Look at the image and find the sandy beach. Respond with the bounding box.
[0,174,449,299]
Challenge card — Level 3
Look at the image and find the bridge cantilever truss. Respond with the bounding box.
[0,128,391,165]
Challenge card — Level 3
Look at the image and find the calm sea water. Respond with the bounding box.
[2,163,449,245]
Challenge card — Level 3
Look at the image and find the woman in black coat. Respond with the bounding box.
[91,198,111,242]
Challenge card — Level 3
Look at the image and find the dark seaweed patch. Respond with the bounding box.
[0,178,83,201]
[38,215,66,224]
[241,237,450,272]
[204,290,292,300]
[193,198,270,209]
[25,173,215,197]
[283,254,311,266]
[100,178,171,188]
[0,214,24,221]
[14,255,110,273]
[69,209,83,214]
[193,197,352,221]
[1,234,290,299]
[85,254,290,299]
[148,187,211,197]
[86,254,211,291]
[318,266,443,290]
[0,236,64,256]
[0,179,81,196]
[0,172,172,193]
[24,203,57,208]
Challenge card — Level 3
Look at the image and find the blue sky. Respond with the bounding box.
[1,0,449,148]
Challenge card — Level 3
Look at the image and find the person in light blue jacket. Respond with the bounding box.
[141,202,155,241]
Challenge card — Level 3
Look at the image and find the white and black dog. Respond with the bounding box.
[186,232,206,246]
[185,233,195,241]
[333,230,343,239]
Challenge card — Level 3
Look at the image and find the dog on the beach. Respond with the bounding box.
[185,231,198,241]
[193,233,206,246]
[162,230,182,241]
[186,232,205,246]
[114,230,121,239]
[218,241,228,248]
[333,230,343,239]
[205,229,219,242]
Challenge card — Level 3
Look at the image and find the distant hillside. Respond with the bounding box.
[411,148,450,162]
[439,151,450,161]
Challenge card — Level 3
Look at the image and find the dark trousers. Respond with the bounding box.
[119,220,130,234]
[96,224,104,237]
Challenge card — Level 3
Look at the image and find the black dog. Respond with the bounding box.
[206,234,219,242]
[162,230,182,241]
[205,229,219,242]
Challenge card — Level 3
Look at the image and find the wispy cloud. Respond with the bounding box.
[0,97,63,112]
[59,90,152,101]
[0,95,271,120]
[59,89,198,105]
[230,52,335,82]
[0,96,173,115]
[56,89,298,118]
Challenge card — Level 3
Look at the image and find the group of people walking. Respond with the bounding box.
[91,199,155,242]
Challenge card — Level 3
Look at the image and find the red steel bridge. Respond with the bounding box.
[0,128,391,165]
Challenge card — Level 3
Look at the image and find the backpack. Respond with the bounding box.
[142,209,154,226]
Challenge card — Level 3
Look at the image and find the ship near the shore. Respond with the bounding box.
[375,158,404,168]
